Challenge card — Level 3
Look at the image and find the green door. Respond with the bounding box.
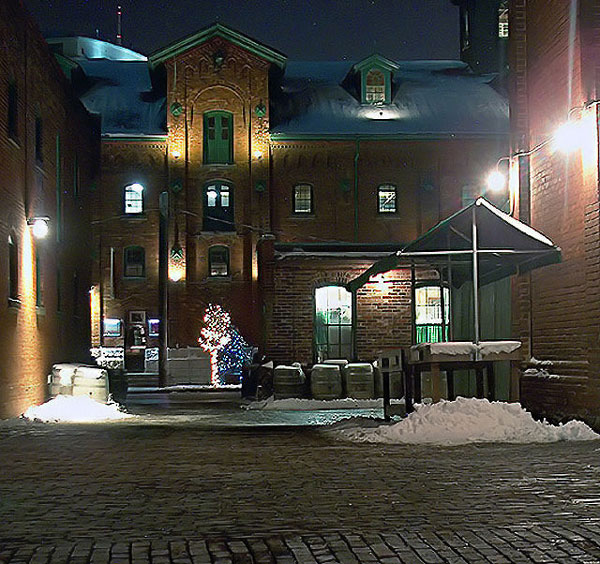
[204,111,233,164]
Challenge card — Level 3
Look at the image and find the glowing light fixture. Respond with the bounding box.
[253,150,263,160]
[27,216,50,239]
[171,149,182,159]
[486,170,506,192]
[553,120,583,153]
[130,183,144,193]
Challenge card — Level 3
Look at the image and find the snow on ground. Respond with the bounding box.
[334,397,599,446]
[22,395,134,423]
[244,397,404,411]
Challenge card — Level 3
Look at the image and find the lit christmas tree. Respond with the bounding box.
[198,304,232,386]
[218,326,250,384]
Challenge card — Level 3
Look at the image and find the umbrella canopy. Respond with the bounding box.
[347,197,561,293]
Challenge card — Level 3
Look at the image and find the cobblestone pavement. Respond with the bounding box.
[2,405,600,563]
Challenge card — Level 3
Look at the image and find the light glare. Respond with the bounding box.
[486,170,506,192]
[553,121,583,153]
[31,218,49,239]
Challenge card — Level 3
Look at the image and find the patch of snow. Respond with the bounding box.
[22,395,134,423]
[478,341,521,355]
[522,368,563,380]
[334,397,599,445]
[412,342,477,356]
[244,396,404,411]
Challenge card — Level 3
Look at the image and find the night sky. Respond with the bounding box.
[24,0,459,61]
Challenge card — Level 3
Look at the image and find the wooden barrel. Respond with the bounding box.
[310,364,342,400]
[273,365,305,399]
[343,363,375,399]
[72,375,109,402]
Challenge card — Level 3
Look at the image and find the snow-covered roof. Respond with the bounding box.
[76,58,165,136]
[47,37,147,62]
[271,60,508,137]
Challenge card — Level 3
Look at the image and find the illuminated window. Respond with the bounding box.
[293,184,313,214]
[124,246,145,278]
[8,233,18,301]
[124,183,144,214]
[415,285,450,343]
[204,111,233,164]
[315,285,353,362]
[209,245,229,277]
[378,184,397,213]
[148,318,160,337]
[203,182,234,231]
[7,83,18,140]
[103,318,122,337]
[498,6,508,38]
[366,69,386,104]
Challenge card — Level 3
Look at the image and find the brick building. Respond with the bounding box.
[50,24,508,384]
[0,1,100,417]
[509,0,600,424]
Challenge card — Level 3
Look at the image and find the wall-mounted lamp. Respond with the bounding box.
[253,150,263,160]
[27,216,50,239]
[171,149,182,160]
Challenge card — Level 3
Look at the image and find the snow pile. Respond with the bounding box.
[23,395,134,423]
[245,396,403,411]
[336,397,599,445]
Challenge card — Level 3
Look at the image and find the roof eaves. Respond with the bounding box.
[149,23,287,68]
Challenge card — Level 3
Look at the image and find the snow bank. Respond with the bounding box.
[244,396,404,411]
[335,397,599,445]
[23,395,134,423]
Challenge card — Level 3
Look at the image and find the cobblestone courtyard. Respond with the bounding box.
[2,405,600,563]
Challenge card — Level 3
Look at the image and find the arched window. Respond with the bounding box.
[315,285,353,362]
[366,69,385,104]
[123,246,145,278]
[203,182,234,231]
[378,184,397,213]
[415,285,450,343]
[204,111,233,164]
[124,183,144,214]
[293,184,313,214]
[8,233,18,301]
[209,245,229,277]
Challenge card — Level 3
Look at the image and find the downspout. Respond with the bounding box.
[353,138,360,242]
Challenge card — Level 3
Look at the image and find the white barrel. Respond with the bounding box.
[343,363,375,399]
[273,365,305,399]
[310,364,342,400]
[72,375,109,402]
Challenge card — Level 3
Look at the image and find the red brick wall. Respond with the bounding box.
[263,257,425,366]
[0,0,99,417]
[510,0,600,422]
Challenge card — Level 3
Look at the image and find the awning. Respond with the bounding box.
[347,197,562,293]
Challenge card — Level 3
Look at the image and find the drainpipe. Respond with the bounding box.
[353,138,360,242]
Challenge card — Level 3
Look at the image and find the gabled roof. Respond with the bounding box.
[353,53,400,72]
[149,23,287,68]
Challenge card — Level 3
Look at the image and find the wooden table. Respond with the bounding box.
[404,341,522,413]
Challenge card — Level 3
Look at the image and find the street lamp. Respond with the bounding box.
[27,216,50,239]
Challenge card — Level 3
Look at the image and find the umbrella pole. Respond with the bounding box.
[472,206,480,345]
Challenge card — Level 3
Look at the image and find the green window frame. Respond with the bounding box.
[204,111,233,164]
[124,183,144,214]
[315,285,353,362]
[293,184,313,214]
[415,285,450,344]
[378,184,397,213]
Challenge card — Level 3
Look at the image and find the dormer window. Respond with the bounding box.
[365,70,385,104]
[353,54,398,106]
